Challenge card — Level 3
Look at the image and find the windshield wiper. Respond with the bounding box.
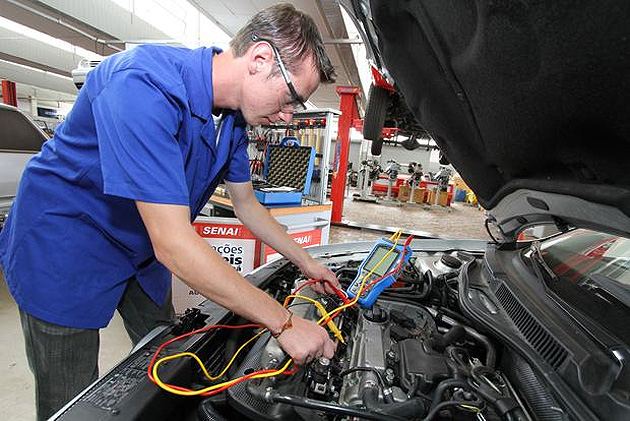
[583,273,630,308]
[528,241,558,282]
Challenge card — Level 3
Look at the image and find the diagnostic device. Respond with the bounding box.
[346,238,413,307]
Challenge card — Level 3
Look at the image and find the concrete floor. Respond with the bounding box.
[0,195,487,420]
[0,272,132,421]
[330,193,489,243]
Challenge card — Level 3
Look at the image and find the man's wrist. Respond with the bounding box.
[270,309,293,338]
[295,253,314,274]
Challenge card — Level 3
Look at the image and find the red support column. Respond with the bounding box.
[2,80,17,107]
[330,86,360,224]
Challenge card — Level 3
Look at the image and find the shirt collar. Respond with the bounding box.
[181,46,222,121]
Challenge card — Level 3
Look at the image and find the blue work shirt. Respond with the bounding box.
[0,45,250,329]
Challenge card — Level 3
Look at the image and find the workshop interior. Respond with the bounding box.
[1,1,629,420]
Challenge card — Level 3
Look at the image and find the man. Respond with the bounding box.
[0,4,339,419]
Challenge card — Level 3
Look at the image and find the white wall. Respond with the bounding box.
[329,138,442,174]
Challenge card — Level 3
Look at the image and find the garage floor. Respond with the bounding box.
[330,193,489,243]
[0,196,487,420]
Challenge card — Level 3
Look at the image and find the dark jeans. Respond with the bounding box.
[19,278,175,421]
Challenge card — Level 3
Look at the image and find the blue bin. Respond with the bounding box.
[454,188,467,202]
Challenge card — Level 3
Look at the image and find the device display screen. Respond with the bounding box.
[363,246,400,277]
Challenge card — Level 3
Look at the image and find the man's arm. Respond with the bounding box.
[226,181,340,292]
[136,201,335,364]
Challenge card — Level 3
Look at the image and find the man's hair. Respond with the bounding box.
[230,3,336,84]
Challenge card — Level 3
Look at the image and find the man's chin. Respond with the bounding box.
[244,116,271,126]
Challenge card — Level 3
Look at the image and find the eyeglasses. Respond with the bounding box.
[251,33,307,112]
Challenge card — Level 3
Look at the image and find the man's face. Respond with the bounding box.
[241,47,320,126]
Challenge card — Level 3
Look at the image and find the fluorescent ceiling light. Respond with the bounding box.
[0,58,73,81]
[109,0,231,49]
[0,16,104,61]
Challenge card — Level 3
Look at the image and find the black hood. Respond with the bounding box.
[370,0,630,239]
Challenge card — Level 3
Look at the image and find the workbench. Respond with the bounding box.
[203,193,332,250]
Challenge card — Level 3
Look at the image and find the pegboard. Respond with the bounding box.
[265,145,314,192]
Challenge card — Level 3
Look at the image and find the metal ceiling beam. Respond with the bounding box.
[1,0,123,55]
[0,50,67,77]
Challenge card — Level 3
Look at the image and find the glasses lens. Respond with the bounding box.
[281,100,305,113]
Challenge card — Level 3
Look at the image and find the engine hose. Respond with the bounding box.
[429,378,471,412]
[434,306,468,324]
[268,392,407,421]
[418,270,434,299]
[197,399,228,421]
[381,292,429,300]
[464,330,496,369]
[468,369,521,419]
[423,398,483,421]
[362,386,426,418]
[420,306,497,369]
[378,295,497,368]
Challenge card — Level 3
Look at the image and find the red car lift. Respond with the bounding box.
[2,81,17,107]
[330,86,361,223]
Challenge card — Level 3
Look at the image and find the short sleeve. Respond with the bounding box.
[91,69,189,205]
[224,130,252,183]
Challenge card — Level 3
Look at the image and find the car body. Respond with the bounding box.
[52,1,629,420]
[0,104,47,227]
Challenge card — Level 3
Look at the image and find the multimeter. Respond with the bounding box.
[346,238,413,307]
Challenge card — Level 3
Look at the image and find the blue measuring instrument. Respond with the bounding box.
[346,238,413,307]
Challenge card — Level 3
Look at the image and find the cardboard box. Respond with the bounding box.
[412,187,426,204]
[439,191,449,206]
[398,185,411,202]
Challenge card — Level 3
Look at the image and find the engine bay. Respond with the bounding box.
[196,246,532,421]
[54,239,583,421]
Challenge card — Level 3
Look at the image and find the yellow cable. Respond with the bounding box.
[152,231,404,396]
[208,329,265,381]
[285,294,345,344]
[390,230,402,241]
[316,230,402,325]
[458,404,481,413]
[152,353,294,396]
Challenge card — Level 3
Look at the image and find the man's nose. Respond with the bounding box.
[277,110,294,124]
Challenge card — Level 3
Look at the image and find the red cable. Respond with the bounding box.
[149,238,415,394]
[156,363,298,397]
[293,279,349,304]
[148,324,297,396]
[147,323,261,384]
[365,235,414,290]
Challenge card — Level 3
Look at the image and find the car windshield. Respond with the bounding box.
[537,229,630,345]
[0,106,47,152]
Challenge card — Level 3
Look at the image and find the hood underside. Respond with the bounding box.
[370,0,630,237]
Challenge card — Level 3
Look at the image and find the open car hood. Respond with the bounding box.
[369,0,630,240]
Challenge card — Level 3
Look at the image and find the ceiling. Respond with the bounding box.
[0,0,365,111]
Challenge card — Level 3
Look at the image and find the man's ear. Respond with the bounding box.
[247,42,274,75]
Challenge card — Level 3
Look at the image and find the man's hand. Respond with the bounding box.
[276,315,336,365]
[300,259,342,295]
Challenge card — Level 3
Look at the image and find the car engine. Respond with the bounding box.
[196,250,530,421]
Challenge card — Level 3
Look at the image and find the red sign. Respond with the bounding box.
[194,223,257,239]
[264,229,323,263]
[173,220,260,315]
